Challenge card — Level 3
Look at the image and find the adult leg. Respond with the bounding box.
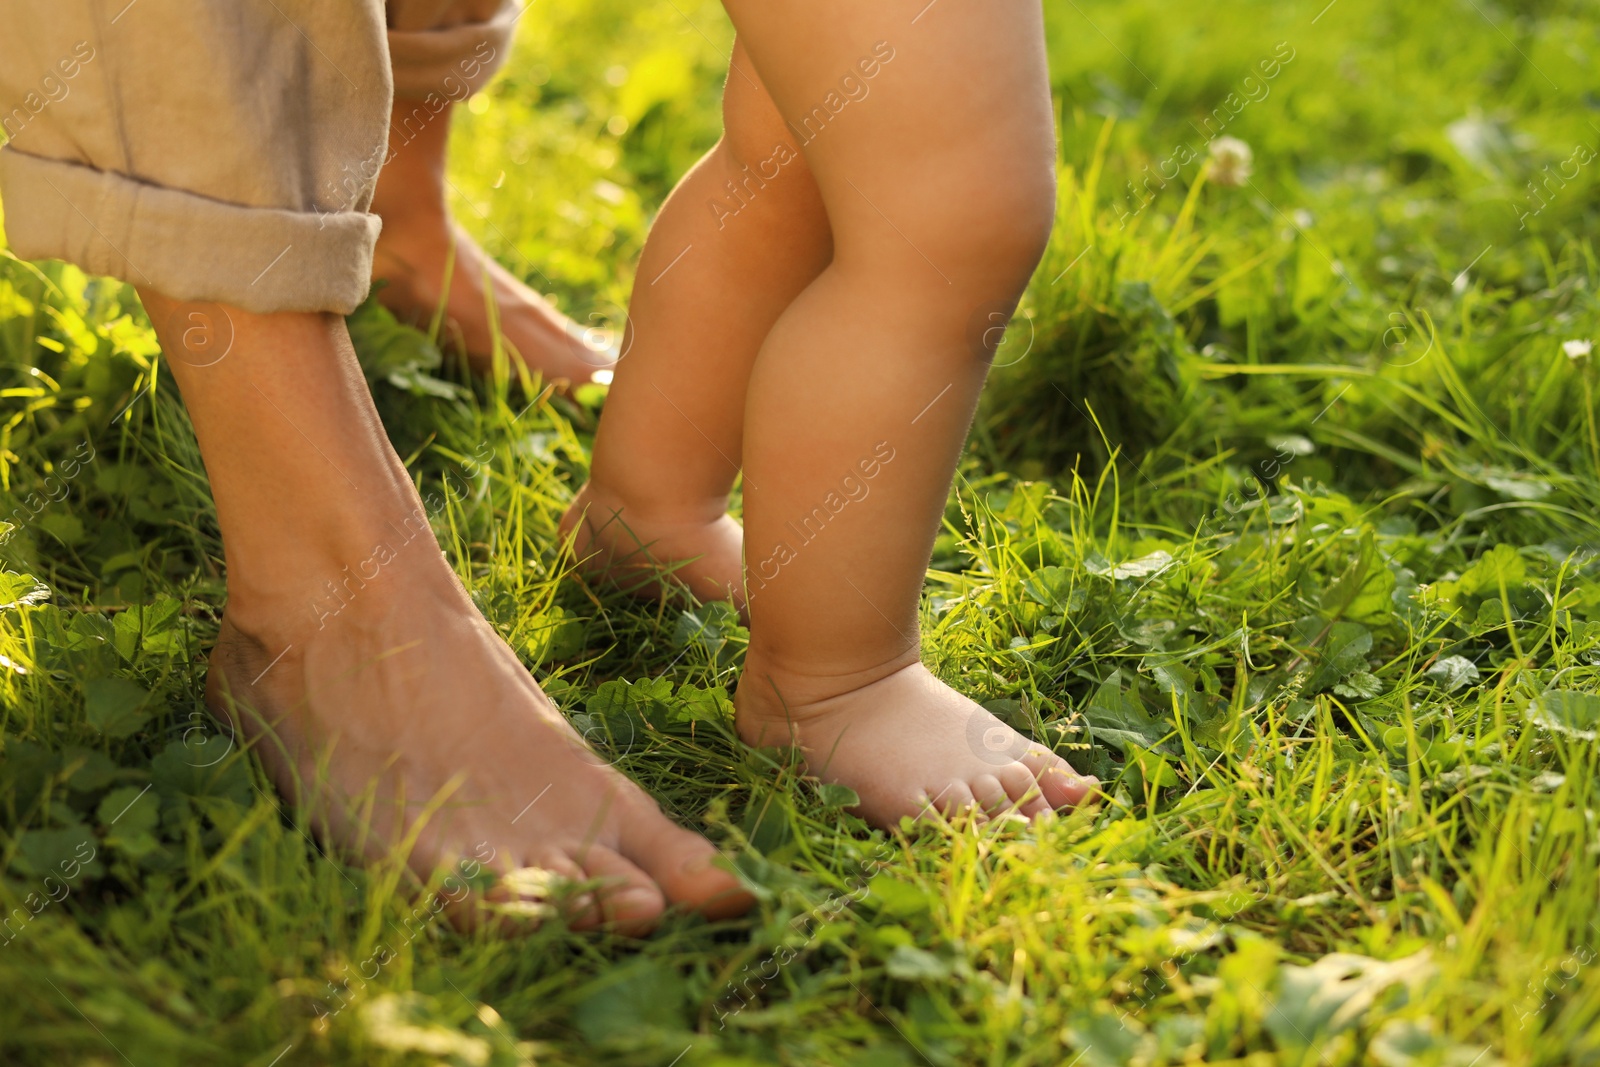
[0,0,748,930]
[563,41,832,607]
[722,0,1098,825]
[374,0,616,385]
[149,297,746,931]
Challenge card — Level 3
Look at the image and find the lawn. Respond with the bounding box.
[3,0,1600,1064]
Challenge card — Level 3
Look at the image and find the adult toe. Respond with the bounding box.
[576,845,669,936]
[456,852,595,933]
[621,817,753,921]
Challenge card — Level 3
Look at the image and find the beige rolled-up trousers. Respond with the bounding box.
[0,0,516,316]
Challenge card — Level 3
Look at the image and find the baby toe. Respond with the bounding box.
[971,773,1014,816]
[1020,749,1098,809]
[998,763,1051,818]
[921,780,979,822]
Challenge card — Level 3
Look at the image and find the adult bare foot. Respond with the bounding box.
[560,482,747,613]
[139,292,745,935]
[735,652,1099,829]
[371,97,615,385]
[212,527,752,933]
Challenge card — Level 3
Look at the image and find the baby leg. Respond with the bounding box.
[564,41,832,607]
[725,0,1098,824]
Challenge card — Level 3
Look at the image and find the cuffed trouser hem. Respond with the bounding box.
[388,0,516,100]
[0,147,380,316]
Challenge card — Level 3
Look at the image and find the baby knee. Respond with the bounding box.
[951,166,1057,297]
[715,134,809,207]
[711,64,825,236]
[721,64,797,170]
[720,50,814,195]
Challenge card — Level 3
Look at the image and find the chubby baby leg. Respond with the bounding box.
[724,0,1098,825]
[564,40,831,610]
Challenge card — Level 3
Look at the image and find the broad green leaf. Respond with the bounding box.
[1146,655,1197,700]
[1320,527,1395,625]
[150,740,254,806]
[668,602,743,672]
[34,513,84,546]
[11,826,103,880]
[46,609,114,656]
[980,697,1030,731]
[587,676,674,735]
[82,677,153,738]
[345,296,443,381]
[1125,741,1182,790]
[672,682,733,724]
[1266,951,1435,1056]
[1524,690,1600,741]
[61,747,120,792]
[1464,464,1553,502]
[884,944,952,981]
[572,959,687,1042]
[1456,544,1525,598]
[1370,1018,1492,1067]
[741,797,793,856]
[1082,672,1172,754]
[0,740,59,816]
[94,462,151,496]
[816,783,860,809]
[111,596,186,661]
[0,571,50,610]
[1020,565,1086,613]
[111,610,141,662]
[1063,1008,1152,1067]
[673,602,738,654]
[1333,670,1384,700]
[1425,656,1480,692]
[864,875,932,918]
[1302,620,1373,693]
[1085,550,1174,580]
[97,784,159,836]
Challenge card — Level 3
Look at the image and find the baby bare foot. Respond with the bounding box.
[560,482,747,613]
[210,545,750,934]
[735,654,1098,828]
[372,219,616,386]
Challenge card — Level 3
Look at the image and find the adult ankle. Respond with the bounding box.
[221,495,453,642]
[371,100,453,225]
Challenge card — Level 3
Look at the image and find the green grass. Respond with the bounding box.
[3,0,1600,1063]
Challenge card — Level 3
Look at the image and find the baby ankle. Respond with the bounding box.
[739,645,921,708]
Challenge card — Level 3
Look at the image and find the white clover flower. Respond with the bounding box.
[1562,339,1592,360]
[1208,136,1254,187]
